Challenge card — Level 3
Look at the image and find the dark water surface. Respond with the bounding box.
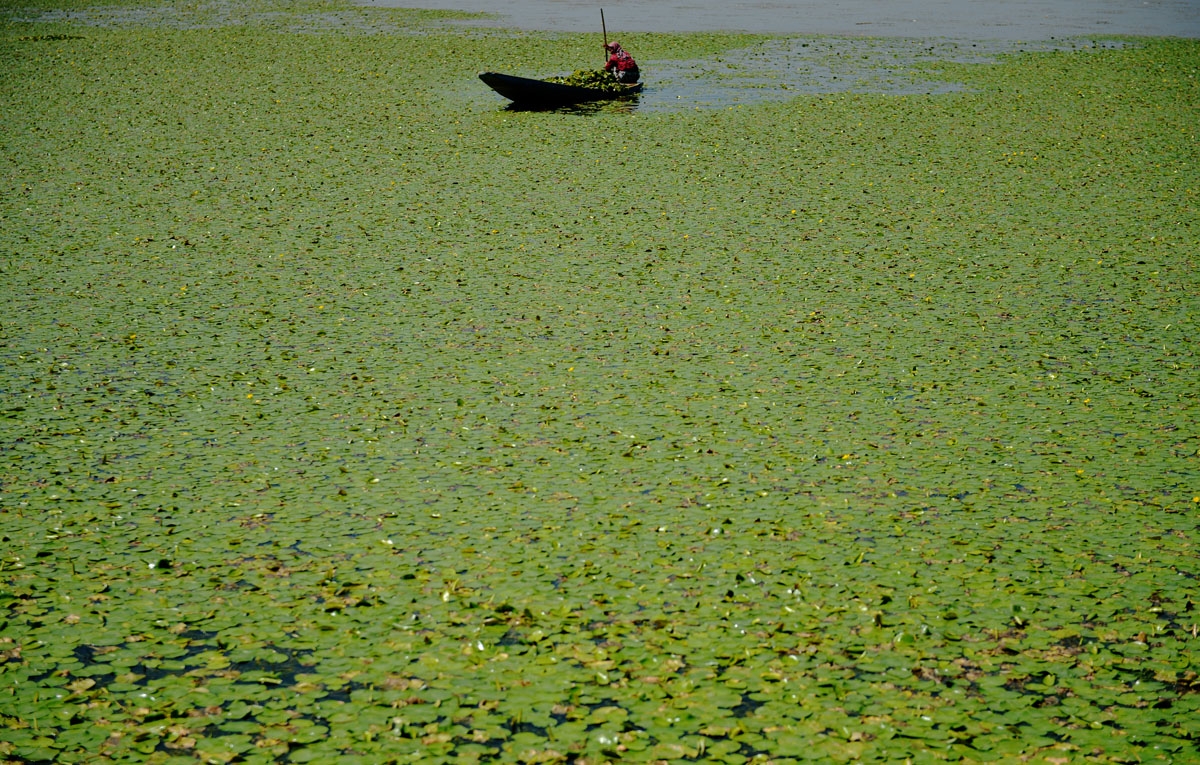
[359,0,1200,38]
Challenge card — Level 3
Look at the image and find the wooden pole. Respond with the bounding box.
[601,9,608,63]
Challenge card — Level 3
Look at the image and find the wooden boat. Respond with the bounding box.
[479,72,642,108]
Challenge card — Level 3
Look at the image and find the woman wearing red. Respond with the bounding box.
[603,42,640,84]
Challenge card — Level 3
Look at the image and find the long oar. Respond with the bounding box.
[601,8,608,63]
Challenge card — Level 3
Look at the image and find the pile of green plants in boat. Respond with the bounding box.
[546,67,627,91]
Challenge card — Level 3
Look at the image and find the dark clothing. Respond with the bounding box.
[612,65,640,84]
[604,48,639,83]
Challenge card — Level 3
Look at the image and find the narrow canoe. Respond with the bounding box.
[479,72,642,107]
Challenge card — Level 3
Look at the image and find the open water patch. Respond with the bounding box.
[636,35,1128,111]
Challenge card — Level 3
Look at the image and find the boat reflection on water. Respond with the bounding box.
[503,94,641,114]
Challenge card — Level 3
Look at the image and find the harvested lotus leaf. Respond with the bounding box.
[546,67,628,92]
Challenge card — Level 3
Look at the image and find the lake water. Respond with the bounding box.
[23,0,1192,112]
[353,0,1196,110]
[359,0,1200,39]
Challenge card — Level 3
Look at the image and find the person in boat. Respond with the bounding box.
[603,41,640,84]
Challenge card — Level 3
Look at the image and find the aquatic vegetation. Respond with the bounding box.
[1,1,1197,762]
[546,68,626,93]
